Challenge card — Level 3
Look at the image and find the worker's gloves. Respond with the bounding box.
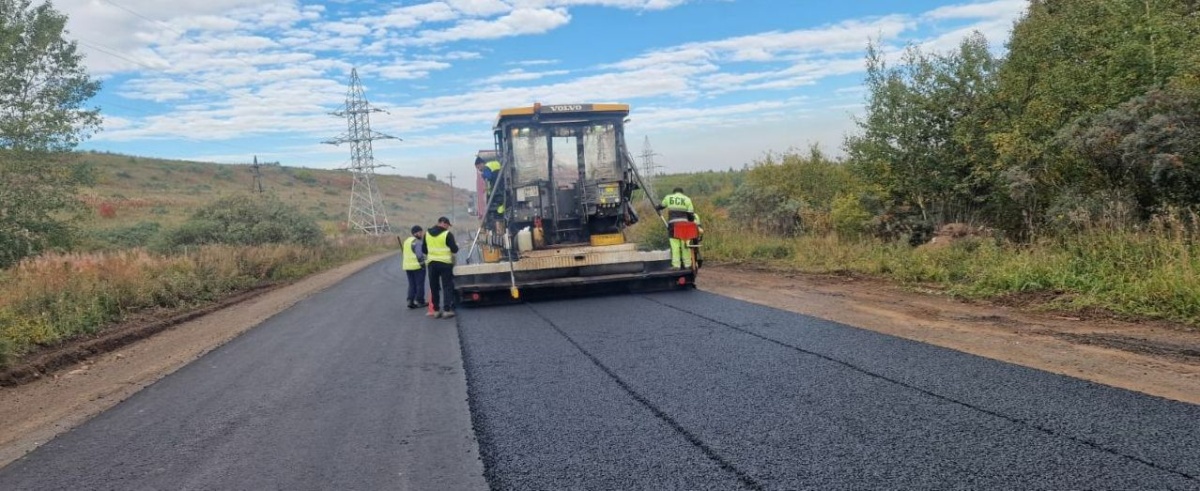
[654,205,665,212]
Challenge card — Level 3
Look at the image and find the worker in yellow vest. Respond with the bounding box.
[402,226,427,309]
[475,157,506,216]
[421,216,460,319]
[656,187,695,269]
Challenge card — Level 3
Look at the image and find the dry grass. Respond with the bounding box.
[0,237,391,366]
[76,151,475,241]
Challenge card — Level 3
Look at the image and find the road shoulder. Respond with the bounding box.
[700,264,1200,405]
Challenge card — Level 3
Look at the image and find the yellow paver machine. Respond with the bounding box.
[454,103,699,304]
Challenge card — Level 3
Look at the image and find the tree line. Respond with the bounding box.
[732,0,1200,243]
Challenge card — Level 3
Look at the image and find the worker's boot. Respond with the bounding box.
[442,310,456,319]
[407,300,417,309]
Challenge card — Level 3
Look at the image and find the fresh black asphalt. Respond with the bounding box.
[0,258,487,491]
[458,290,1200,490]
[4,260,1199,490]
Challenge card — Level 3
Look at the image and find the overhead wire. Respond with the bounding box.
[71,3,297,158]
[77,0,377,163]
[74,45,266,155]
[95,0,267,72]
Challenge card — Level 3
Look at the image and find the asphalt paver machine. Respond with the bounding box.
[454,103,698,304]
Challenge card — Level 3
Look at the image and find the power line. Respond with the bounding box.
[97,0,173,31]
[640,136,662,198]
[446,171,456,221]
[73,1,350,162]
[74,41,283,156]
[95,0,265,73]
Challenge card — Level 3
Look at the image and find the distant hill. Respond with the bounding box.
[75,151,476,239]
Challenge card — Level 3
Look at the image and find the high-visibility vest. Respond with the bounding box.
[425,231,453,265]
[402,237,421,270]
[662,192,693,222]
[483,160,502,191]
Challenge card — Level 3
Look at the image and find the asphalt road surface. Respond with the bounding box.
[0,259,487,491]
[458,291,1200,490]
[3,257,1199,490]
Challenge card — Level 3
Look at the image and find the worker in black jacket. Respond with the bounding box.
[421,216,460,319]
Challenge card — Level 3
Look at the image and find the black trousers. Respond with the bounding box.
[405,268,426,303]
[428,262,457,311]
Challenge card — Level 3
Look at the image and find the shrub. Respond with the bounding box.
[831,193,871,239]
[751,243,793,260]
[293,169,318,185]
[158,195,322,250]
[89,221,161,249]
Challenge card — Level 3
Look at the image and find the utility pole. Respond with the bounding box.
[640,136,661,199]
[322,68,398,236]
[244,155,279,194]
[446,172,456,222]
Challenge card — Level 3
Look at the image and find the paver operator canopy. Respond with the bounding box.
[482,103,642,248]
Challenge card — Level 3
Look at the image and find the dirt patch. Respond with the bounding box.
[917,222,993,251]
[990,289,1071,309]
[699,264,1200,406]
[0,252,393,468]
[1050,332,1200,364]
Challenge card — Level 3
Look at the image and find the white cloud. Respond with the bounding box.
[614,15,913,72]
[374,2,461,29]
[100,114,135,131]
[511,59,559,66]
[479,68,570,84]
[423,50,485,61]
[925,0,1027,20]
[320,21,373,36]
[513,0,686,10]
[408,7,571,45]
[445,0,514,17]
[373,60,455,80]
[631,98,810,130]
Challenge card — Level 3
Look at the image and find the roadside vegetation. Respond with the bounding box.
[0,1,426,367]
[635,1,1200,327]
[0,192,393,366]
[0,238,387,366]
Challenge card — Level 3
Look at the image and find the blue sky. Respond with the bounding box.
[58,0,1028,179]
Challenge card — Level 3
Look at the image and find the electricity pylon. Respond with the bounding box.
[640,136,661,199]
[247,155,279,193]
[322,68,398,235]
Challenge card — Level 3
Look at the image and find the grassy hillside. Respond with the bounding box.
[75,151,475,244]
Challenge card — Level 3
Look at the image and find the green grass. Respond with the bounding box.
[696,219,1200,327]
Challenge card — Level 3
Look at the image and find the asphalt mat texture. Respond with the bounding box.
[456,289,1200,490]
